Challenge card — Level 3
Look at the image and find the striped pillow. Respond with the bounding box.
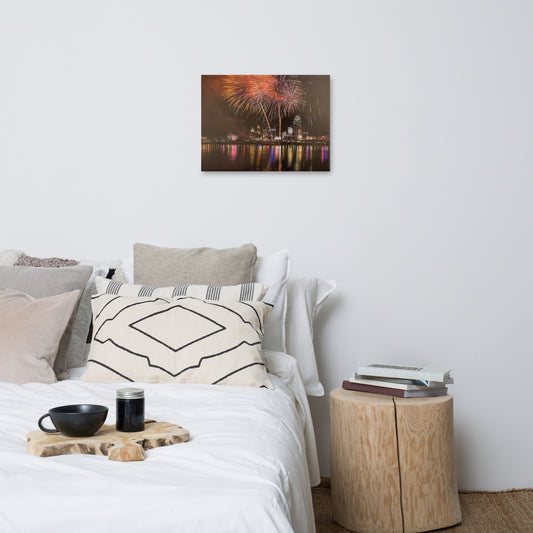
[95,276,268,302]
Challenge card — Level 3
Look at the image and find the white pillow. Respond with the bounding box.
[285,278,336,396]
[82,294,273,388]
[0,249,23,266]
[81,258,132,283]
[254,250,290,353]
[118,256,134,283]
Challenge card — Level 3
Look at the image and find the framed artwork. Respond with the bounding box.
[201,75,330,172]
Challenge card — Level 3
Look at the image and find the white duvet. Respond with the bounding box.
[0,352,317,533]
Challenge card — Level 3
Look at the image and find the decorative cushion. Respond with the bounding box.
[81,294,273,388]
[285,278,336,396]
[253,250,290,353]
[95,276,268,301]
[0,265,93,379]
[133,243,257,286]
[0,288,80,384]
[14,253,78,268]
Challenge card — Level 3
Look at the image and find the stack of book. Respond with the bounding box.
[342,363,453,398]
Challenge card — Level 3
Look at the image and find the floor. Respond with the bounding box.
[312,479,533,533]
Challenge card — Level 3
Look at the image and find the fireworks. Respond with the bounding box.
[222,75,277,115]
[221,75,307,136]
[275,76,305,116]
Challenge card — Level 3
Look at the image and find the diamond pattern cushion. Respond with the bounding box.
[81,294,273,388]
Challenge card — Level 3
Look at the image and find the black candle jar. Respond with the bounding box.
[116,388,145,432]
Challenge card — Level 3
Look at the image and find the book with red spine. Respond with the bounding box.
[342,380,448,398]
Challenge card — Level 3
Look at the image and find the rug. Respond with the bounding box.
[312,478,533,533]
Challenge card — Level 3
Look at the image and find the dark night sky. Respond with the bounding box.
[201,75,330,138]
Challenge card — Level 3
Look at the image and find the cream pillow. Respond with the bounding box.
[0,288,80,384]
[82,294,273,388]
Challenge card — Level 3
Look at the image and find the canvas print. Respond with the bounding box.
[202,75,330,171]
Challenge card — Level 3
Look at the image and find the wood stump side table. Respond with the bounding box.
[330,388,462,533]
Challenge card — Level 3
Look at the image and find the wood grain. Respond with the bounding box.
[395,396,462,532]
[27,420,189,462]
[330,388,403,533]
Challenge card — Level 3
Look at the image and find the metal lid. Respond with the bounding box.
[117,387,144,399]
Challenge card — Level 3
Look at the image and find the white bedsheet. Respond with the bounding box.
[0,352,317,533]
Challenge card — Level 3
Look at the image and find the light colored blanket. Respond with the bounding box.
[0,351,316,533]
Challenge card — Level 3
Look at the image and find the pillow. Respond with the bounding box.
[66,264,110,369]
[253,250,290,353]
[0,265,93,379]
[81,294,273,388]
[133,243,257,286]
[0,249,23,266]
[285,278,336,396]
[95,276,268,301]
[113,256,134,283]
[0,254,109,372]
[14,253,78,268]
[0,288,80,384]
[81,257,133,284]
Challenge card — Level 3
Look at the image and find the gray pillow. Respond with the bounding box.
[0,265,92,379]
[134,243,257,286]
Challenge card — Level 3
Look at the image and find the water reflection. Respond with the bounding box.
[202,143,329,171]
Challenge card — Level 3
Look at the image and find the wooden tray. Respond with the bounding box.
[27,420,190,462]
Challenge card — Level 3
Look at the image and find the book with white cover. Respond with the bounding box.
[356,364,451,383]
[350,374,453,390]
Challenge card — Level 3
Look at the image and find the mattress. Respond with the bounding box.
[0,351,317,533]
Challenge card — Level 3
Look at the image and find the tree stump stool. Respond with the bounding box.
[330,388,462,533]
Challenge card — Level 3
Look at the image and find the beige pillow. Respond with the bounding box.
[82,293,273,388]
[0,288,80,384]
[0,265,93,379]
[134,243,257,286]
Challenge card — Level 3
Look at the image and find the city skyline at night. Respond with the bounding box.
[202,75,330,171]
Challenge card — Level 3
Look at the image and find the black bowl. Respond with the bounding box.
[38,404,108,437]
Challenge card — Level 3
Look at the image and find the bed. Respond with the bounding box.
[0,245,334,533]
[0,351,317,533]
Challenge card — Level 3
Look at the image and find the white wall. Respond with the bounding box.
[1,0,532,490]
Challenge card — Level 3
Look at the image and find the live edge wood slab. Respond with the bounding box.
[27,420,190,462]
